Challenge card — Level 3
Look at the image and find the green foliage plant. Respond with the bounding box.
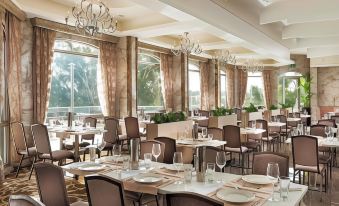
[244,103,258,113]
[212,107,233,116]
[269,105,278,110]
[151,112,187,124]
[299,74,312,108]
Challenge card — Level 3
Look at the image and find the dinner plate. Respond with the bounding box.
[216,188,255,203]
[132,174,163,184]
[164,164,184,172]
[77,163,106,172]
[241,175,272,185]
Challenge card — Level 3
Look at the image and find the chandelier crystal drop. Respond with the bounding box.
[239,58,264,73]
[171,32,203,56]
[211,49,236,65]
[65,0,118,36]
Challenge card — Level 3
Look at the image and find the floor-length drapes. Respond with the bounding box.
[200,61,209,110]
[160,53,173,111]
[263,70,272,108]
[99,41,117,117]
[226,65,235,108]
[238,70,248,107]
[7,13,22,122]
[32,27,56,124]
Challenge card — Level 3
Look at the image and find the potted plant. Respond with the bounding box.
[242,103,262,127]
[299,74,312,114]
[269,104,280,116]
[209,107,237,128]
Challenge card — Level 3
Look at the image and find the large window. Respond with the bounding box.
[188,63,201,110]
[47,39,102,119]
[243,72,265,107]
[220,70,227,107]
[278,72,302,111]
[137,51,164,112]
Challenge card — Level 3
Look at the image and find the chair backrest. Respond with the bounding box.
[310,125,326,137]
[124,117,140,139]
[140,140,165,162]
[82,117,97,140]
[318,119,336,128]
[207,127,223,141]
[11,122,28,154]
[252,152,289,177]
[103,117,119,144]
[223,125,241,148]
[292,135,320,173]
[255,119,268,137]
[289,112,300,118]
[85,175,125,206]
[198,110,210,117]
[204,146,223,172]
[9,195,45,206]
[331,115,339,124]
[166,193,223,206]
[31,124,51,156]
[276,114,287,123]
[154,137,176,164]
[34,163,70,206]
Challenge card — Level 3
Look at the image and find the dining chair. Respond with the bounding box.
[102,117,121,155]
[318,119,336,128]
[154,137,176,164]
[252,152,289,177]
[10,122,37,179]
[124,117,142,140]
[292,135,327,198]
[223,125,251,174]
[81,117,97,145]
[243,121,262,152]
[9,195,45,206]
[276,114,290,141]
[197,110,209,130]
[204,146,225,172]
[331,115,339,124]
[310,125,326,137]
[140,140,165,162]
[34,163,87,206]
[85,175,125,206]
[257,119,279,152]
[31,124,74,165]
[166,193,223,206]
[207,127,223,141]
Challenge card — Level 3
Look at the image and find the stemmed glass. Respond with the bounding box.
[325,126,330,138]
[251,120,256,129]
[152,143,161,166]
[267,162,280,201]
[216,151,226,183]
[202,128,208,139]
[173,152,183,184]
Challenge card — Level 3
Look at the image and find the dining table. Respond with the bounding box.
[62,157,308,206]
[48,126,107,162]
[176,139,227,148]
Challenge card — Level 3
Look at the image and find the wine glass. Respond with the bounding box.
[325,126,330,138]
[267,162,280,201]
[152,143,161,163]
[202,128,207,139]
[216,151,226,183]
[173,152,183,184]
[251,120,256,129]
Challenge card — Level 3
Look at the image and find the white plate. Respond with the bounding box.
[132,174,163,184]
[77,163,106,172]
[216,188,255,203]
[242,175,272,185]
[164,164,184,172]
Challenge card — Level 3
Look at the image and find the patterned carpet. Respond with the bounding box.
[0,168,87,205]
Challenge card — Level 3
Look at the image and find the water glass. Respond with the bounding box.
[206,163,215,183]
[184,164,193,184]
[325,126,330,138]
[280,176,290,201]
[89,146,96,162]
[85,122,91,129]
[202,128,207,138]
[297,123,303,135]
[144,153,152,170]
[208,133,213,140]
[267,162,280,202]
[173,152,183,184]
[251,120,256,129]
[122,156,130,171]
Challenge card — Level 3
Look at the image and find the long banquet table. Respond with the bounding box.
[62,158,308,206]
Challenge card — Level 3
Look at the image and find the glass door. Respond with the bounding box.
[282,77,300,111]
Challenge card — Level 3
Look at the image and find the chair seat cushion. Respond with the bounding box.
[225,146,248,153]
[243,141,260,149]
[70,201,89,206]
[295,163,325,173]
[262,136,274,141]
[119,135,127,141]
[40,150,74,161]
[19,147,37,156]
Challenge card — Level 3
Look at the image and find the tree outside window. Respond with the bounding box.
[243,72,265,107]
[220,70,227,107]
[188,63,201,110]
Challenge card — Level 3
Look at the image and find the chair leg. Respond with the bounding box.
[299,171,301,184]
[28,156,36,180]
[293,170,296,183]
[15,155,24,178]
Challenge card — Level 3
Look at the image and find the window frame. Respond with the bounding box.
[220,70,227,107]
[188,61,201,110]
[243,72,265,107]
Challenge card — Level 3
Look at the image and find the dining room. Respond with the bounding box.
[1,0,339,205]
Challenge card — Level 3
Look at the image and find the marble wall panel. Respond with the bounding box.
[317,67,339,107]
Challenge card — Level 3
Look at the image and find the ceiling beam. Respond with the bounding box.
[282,21,339,39]
[260,0,339,25]
[307,47,339,58]
[311,55,339,67]
[200,41,241,50]
[291,37,339,49]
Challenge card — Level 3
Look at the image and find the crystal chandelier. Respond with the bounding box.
[171,32,203,56]
[211,49,236,65]
[239,58,264,73]
[65,0,118,36]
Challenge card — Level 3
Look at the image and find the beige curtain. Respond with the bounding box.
[263,70,272,108]
[99,41,117,117]
[238,70,248,107]
[32,27,56,124]
[226,65,235,108]
[160,53,173,111]
[200,61,209,110]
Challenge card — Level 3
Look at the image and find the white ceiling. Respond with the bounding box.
[13,0,339,67]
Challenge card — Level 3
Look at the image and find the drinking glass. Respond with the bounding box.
[297,123,303,135]
[113,144,122,172]
[280,176,290,201]
[144,153,152,170]
[173,152,183,184]
[208,133,213,140]
[272,116,277,122]
[152,143,161,163]
[202,128,208,139]
[325,126,330,138]
[216,151,226,183]
[267,162,280,201]
[97,139,106,151]
[251,120,256,129]
[122,156,130,171]
[184,164,193,184]
[85,122,91,129]
[89,146,96,162]
[206,163,215,183]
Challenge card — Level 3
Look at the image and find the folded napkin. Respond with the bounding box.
[123,176,174,195]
